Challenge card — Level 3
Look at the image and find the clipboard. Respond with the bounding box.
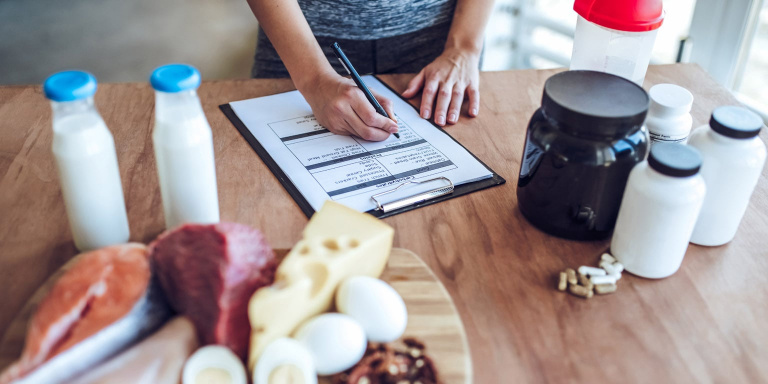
[219,76,505,219]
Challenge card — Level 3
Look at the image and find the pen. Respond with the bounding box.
[331,42,400,139]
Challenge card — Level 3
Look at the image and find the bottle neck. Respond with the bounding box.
[50,97,97,120]
[648,103,690,119]
[154,89,204,124]
[707,126,757,145]
[646,163,699,184]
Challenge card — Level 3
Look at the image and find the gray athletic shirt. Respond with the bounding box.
[298,0,457,40]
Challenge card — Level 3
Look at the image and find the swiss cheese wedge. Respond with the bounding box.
[247,201,394,369]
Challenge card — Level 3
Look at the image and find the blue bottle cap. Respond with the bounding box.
[43,71,97,102]
[150,64,201,93]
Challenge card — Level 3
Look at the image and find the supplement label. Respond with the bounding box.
[649,131,688,144]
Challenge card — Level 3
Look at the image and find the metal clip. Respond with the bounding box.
[370,176,454,213]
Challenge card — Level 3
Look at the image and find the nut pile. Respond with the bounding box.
[557,253,624,299]
[329,338,440,384]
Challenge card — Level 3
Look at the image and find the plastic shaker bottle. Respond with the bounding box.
[44,71,131,251]
[151,64,220,229]
[570,0,664,85]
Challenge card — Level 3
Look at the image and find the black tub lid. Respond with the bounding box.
[542,71,650,136]
[648,143,702,177]
[709,105,763,139]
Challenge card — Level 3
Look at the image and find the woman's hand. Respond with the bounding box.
[301,73,399,142]
[402,47,481,126]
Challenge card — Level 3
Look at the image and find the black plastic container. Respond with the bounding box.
[517,71,650,240]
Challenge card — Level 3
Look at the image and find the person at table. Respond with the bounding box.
[246,0,495,141]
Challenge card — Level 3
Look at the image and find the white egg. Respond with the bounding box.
[293,313,367,375]
[336,276,407,343]
[182,345,247,384]
[253,338,317,384]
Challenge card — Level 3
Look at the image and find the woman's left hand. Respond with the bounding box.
[401,47,481,126]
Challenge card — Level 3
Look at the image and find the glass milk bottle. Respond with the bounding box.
[150,64,219,229]
[570,0,664,85]
[44,71,130,250]
[688,106,767,246]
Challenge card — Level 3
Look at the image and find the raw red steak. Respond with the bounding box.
[149,223,276,361]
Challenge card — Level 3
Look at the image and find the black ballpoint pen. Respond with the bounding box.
[331,42,400,139]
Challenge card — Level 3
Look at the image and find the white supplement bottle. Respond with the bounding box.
[646,84,694,145]
[688,106,767,246]
[611,144,706,279]
[150,64,220,229]
[44,71,130,251]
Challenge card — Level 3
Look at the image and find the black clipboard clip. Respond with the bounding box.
[370,177,454,213]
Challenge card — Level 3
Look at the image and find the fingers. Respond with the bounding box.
[432,81,455,126]
[372,90,397,124]
[446,83,466,125]
[344,115,392,142]
[346,89,397,141]
[420,79,439,120]
[322,110,354,136]
[349,92,398,133]
[326,100,390,142]
[468,84,480,117]
[402,71,425,99]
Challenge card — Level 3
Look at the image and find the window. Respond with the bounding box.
[483,0,696,70]
[733,1,768,119]
[483,0,767,120]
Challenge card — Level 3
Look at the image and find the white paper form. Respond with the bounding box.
[229,76,493,213]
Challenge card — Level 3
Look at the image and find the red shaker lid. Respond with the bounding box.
[574,0,664,32]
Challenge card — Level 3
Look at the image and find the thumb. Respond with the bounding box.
[402,70,425,98]
[373,91,397,127]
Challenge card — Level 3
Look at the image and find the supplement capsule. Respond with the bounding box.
[558,272,568,291]
[590,275,617,285]
[595,283,617,295]
[601,253,617,264]
[613,262,625,273]
[566,268,578,285]
[569,284,593,299]
[578,273,592,288]
[578,266,606,277]
[600,260,619,275]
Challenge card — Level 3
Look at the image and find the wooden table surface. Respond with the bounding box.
[1,64,766,383]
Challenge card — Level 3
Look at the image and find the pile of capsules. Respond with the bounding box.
[557,253,624,299]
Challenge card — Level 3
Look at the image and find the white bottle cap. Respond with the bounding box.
[648,84,693,118]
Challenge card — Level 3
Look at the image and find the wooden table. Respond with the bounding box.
[1,64,766,383]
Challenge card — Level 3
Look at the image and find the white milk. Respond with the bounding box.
[52,103,130,250]
[152,90,219,228]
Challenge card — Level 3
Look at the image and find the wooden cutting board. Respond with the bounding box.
[0,248,472,383]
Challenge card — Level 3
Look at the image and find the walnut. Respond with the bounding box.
[329,338,440,384]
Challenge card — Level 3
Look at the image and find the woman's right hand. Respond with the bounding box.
[301,73,399,142]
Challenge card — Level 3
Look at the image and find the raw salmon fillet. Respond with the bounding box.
[0,243,170,384]
[149,223,277,361]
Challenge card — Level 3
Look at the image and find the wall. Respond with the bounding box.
[0,0,258,85]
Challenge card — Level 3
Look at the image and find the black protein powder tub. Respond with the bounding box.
[517,70,650,240]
